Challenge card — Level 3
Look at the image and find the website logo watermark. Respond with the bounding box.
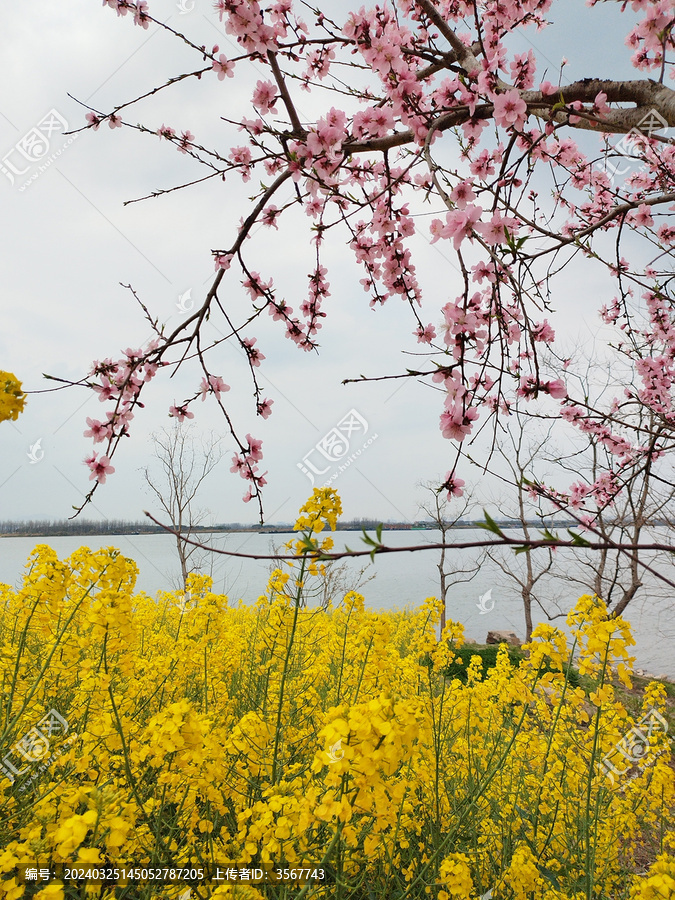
[1,109,78,191]
[321,434,379,487]
[597,108,670,184]
[177,0,196,12]
[598,707,669,784]
[27,438,44,464]
[298,409,377,485]
[177,591,193,613]
[1,708,75,790]
[476,589,494,615]
[176,289,194,313]
[328,740,344,763]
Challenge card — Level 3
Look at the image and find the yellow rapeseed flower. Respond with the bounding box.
[0,371,26,422]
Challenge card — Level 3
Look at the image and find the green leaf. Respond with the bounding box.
[360,529,378,547]
[478,511,504,538]
[296,535,319,555]
[567,529,591,548]
[359,526,385,561]
[513,545,530,556]
[539,867,562,890]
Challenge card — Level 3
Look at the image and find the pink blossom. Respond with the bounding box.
[471,261,496,284]
[262,205,280,229]
[462,118,488,141]
[177,130,194,153]
[444,473,465,498]
[545,379,567,399]
[352,106,394,139]
[107,404,134,429]
[92,377,118,403]
[469,149,496,178]
[532,320,555,343]
[85,112,101,131]
[199,375,230,401]
[246,434,263,461]
[169,403,194,422]
[475,212,519,245]
[268,301,293,321]
[628,203,654,227]
[214,253,233,271]
[212,54,235,80]
[87,454,115,484]
[240,116,264,136]
[509,50,536,90]
[432,204,483,250]
[493,90,527,130]
[657,224,675,244]
[230,454,247,476]
[257,398,274,419]
[83,418,110,443]
[108,114,122,129]
[439,403,479,442]
[243,337,265,366]
[133,1,149,28]
[593,91,610,117]
[415,324,437,344]
[569,481,589,509]
[229,146,252,181]
[252,80,277,114]
[450,181,476,209]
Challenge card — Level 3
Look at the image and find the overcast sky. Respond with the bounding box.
[0,0,642,529]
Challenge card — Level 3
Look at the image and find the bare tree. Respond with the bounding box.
[418,480,482,632]
[143,424,225,590]
[474,347,675,638]
[475,415,563,642]
[551,356,675,618]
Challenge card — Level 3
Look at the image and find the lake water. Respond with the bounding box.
[1,530,673,678]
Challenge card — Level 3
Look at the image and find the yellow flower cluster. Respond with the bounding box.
[438,853,473,898]
[630,854,675,899]
[0,497,672,900]
[292,487,342,535]
[0,371,26,422]
[286,487,342,582]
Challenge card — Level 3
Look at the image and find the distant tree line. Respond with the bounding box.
[0,520,166,537]
[0,517,403,537]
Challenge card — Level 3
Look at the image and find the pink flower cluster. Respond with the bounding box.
[102,0,149,28]
[230,434,267,502]
[434,371,479,443]
[613,0,675,73]
[215,0,303,54]
[84,342,161,482]
[349,167,421,308]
